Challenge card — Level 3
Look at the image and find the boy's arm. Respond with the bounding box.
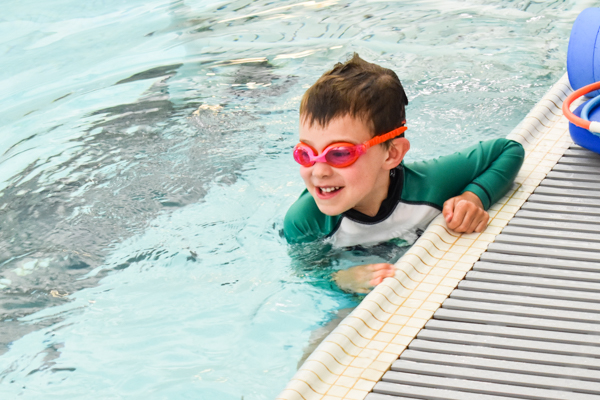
[454,139,525,210]
[405,138,525,232]
[286,240,397,294]
[442,138,524,232]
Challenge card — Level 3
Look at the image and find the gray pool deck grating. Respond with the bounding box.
[367,144,600,400]
[277,74,600,400]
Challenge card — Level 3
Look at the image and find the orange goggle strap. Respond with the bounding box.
[362,125,408,151]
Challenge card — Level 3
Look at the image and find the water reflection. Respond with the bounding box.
[0,57,296,353]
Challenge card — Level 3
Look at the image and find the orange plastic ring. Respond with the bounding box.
[562,80,600,133]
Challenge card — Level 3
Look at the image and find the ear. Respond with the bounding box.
[383,138,410,170]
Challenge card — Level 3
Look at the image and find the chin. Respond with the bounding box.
[314,201,348,217]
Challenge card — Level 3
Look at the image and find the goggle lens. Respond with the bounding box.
[293,146,314,167]
[325,146,358,166]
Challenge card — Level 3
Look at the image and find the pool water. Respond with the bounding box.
[0,0,590,398]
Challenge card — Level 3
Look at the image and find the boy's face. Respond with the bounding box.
[298,115,406,217]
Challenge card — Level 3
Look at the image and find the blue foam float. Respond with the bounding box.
[567,8,600,97]
[566,8,600,153]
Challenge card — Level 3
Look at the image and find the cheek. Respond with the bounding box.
[299,167,312,184]
[360,150,386,176]
[346,158,374,180]
[345,171,369,189]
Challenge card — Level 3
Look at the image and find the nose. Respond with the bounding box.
[311,161,333,179]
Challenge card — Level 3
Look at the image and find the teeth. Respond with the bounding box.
[321,187,340,193]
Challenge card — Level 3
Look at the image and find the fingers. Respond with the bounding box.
[369,263,395,272]
[368,263,395,287]
[370,276,384,286]
[446,198,489,233]
[446,199,468,230]
[442,197,455,223]
[334,264,395,294]
[463,210,488,233]
[475,217,488,233]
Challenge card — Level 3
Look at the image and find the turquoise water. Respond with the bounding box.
[0,0,591,398]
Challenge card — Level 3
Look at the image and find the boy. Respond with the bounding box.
[284,54,524,293]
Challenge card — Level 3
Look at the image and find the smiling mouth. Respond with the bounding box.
[317,186,342,196]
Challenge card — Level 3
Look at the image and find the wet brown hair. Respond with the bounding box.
[300,53,408,147]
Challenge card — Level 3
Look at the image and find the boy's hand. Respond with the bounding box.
[443,191,489,234]
[333,263,395,294]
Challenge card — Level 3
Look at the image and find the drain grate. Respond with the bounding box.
[366,145,600,400]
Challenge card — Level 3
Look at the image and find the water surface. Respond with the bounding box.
[0,0,591,398]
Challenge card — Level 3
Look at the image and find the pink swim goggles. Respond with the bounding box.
[293,126,407,168]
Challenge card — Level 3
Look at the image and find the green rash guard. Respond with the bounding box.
[284,138,524,247]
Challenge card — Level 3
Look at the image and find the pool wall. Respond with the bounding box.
[277,72,577,400]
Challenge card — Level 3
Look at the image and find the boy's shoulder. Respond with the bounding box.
[283,189,342,244]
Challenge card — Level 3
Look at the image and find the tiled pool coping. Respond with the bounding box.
[277,73,576,400]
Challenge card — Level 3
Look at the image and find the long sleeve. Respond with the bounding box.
[403,139,525,210]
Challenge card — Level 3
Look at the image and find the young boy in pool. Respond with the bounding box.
[284,54,524,293]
